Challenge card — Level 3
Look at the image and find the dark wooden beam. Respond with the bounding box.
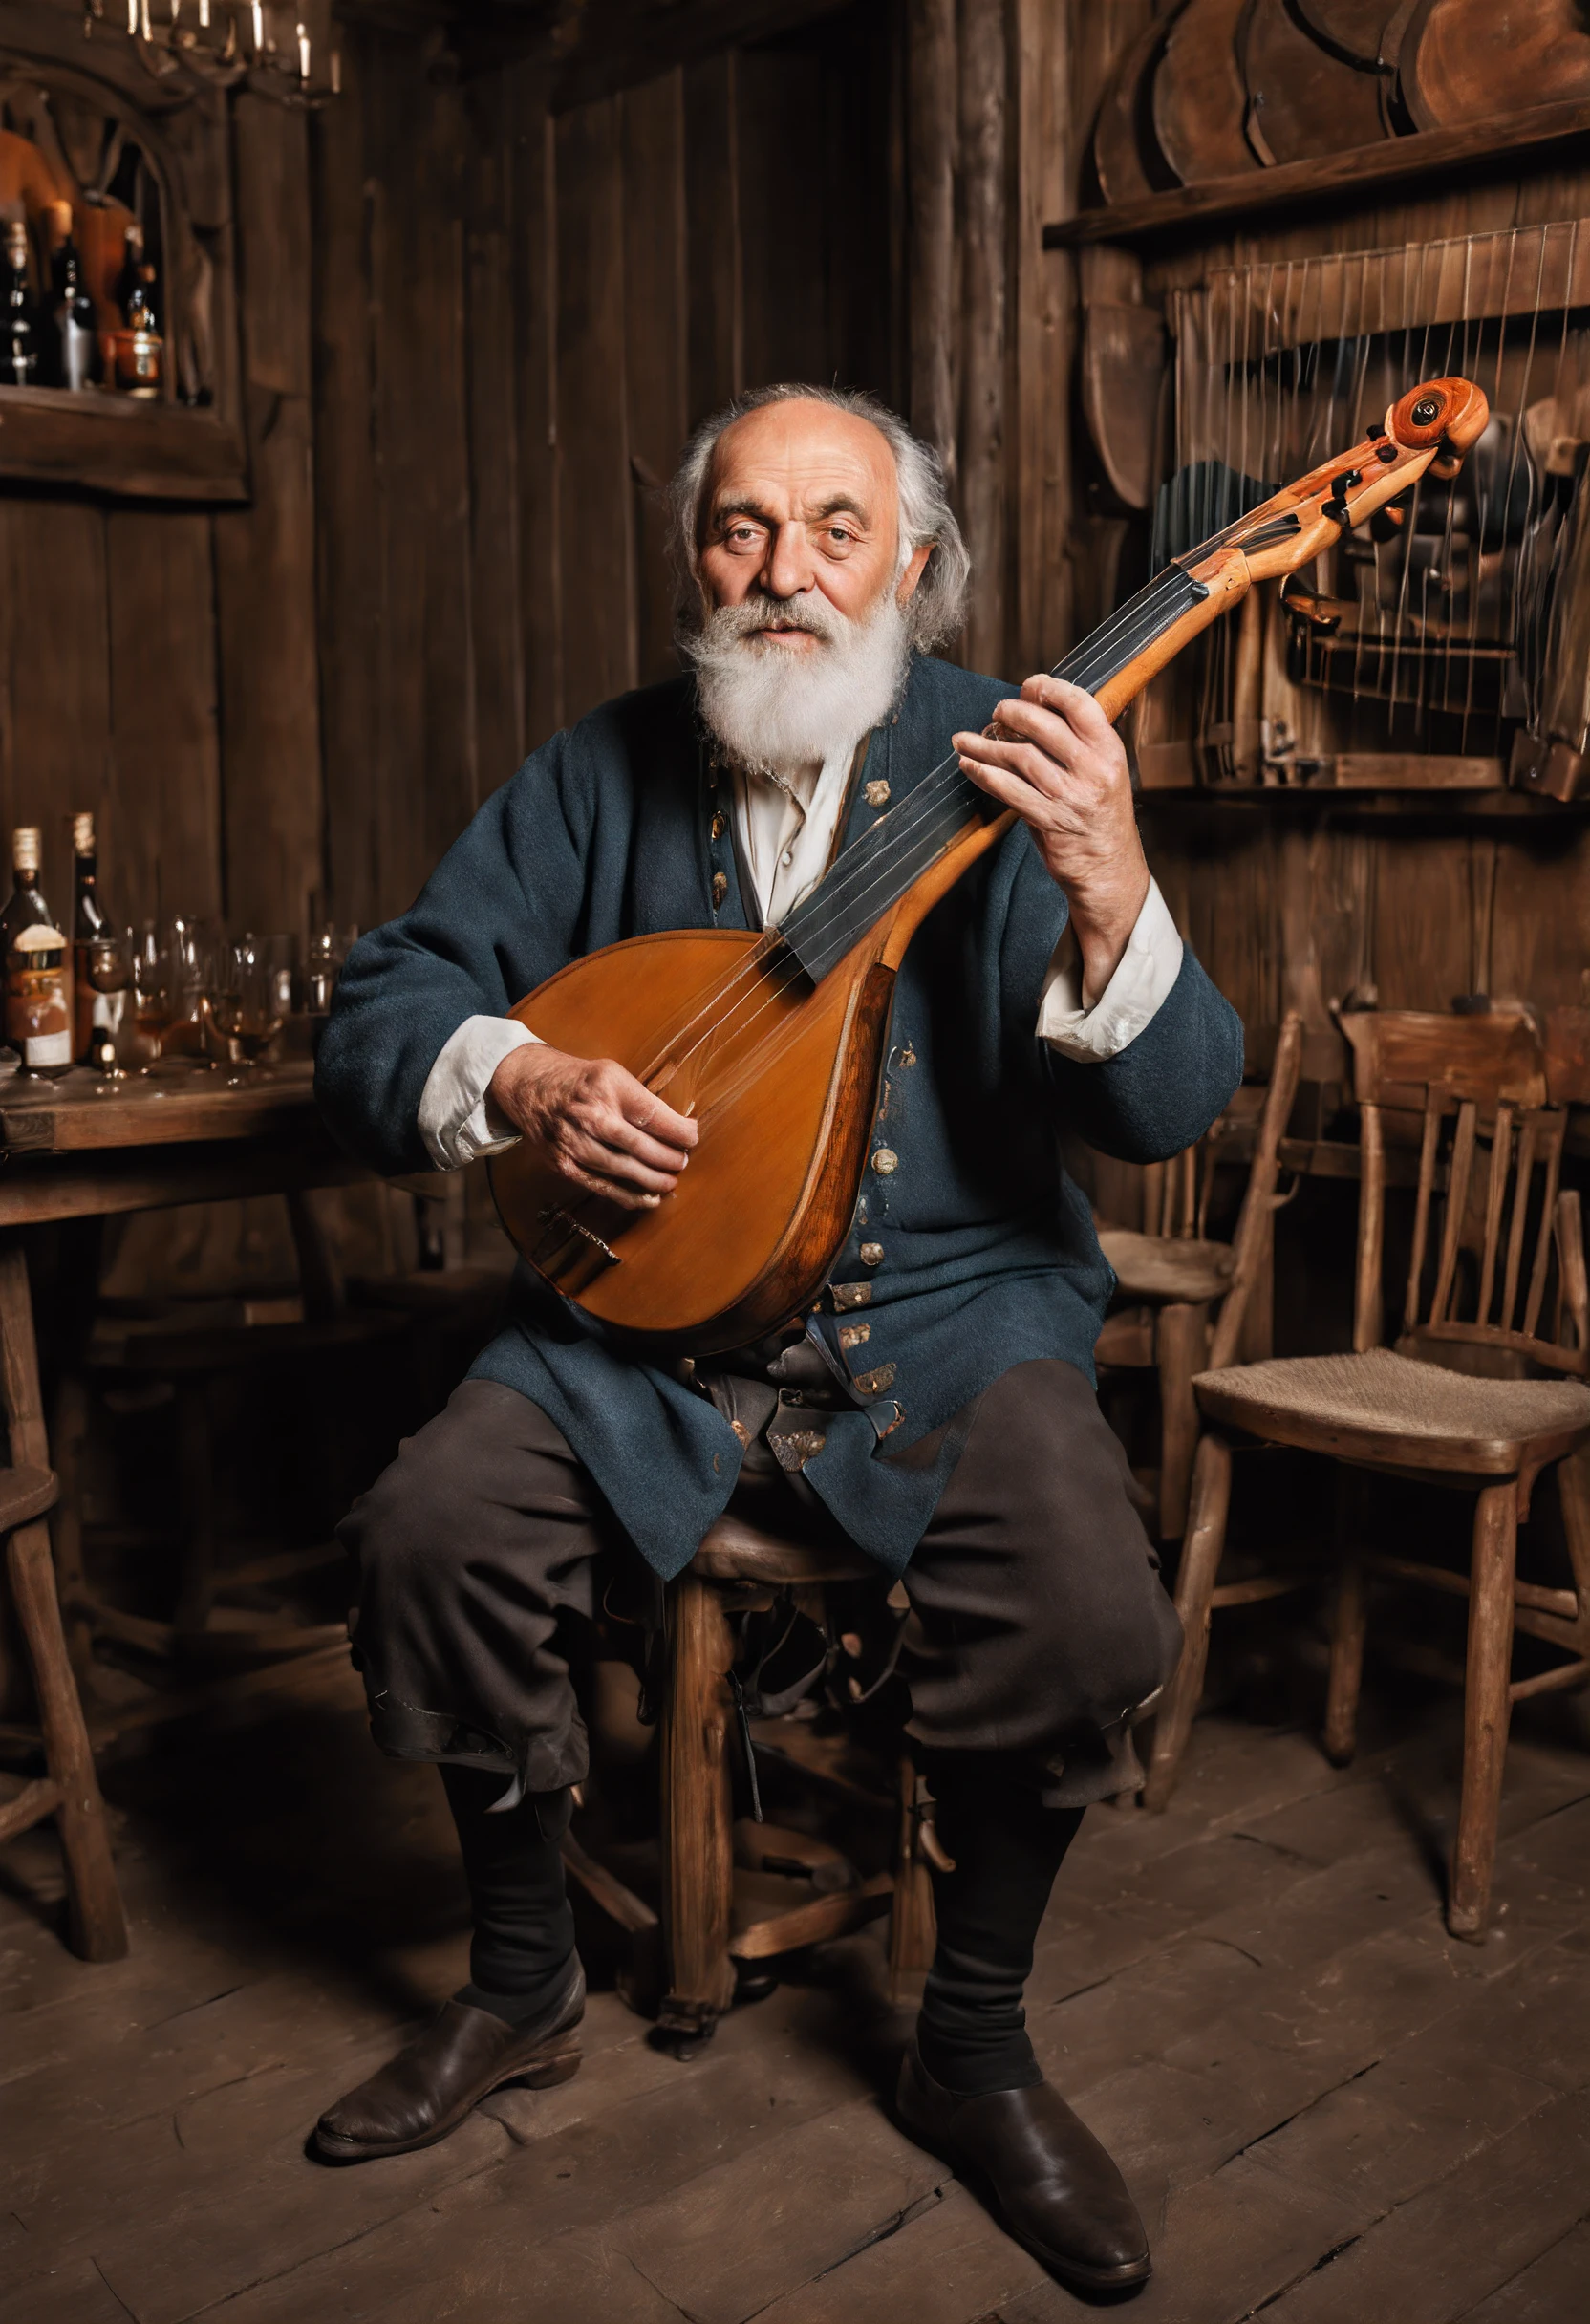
[435,0,855,101]
[1043,97,1590,248]
[958,0,1005,678]
[905,0,956,484]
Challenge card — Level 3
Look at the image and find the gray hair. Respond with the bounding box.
[669,382,971,654]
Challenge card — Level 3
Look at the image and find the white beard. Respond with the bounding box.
[684,588,912,774]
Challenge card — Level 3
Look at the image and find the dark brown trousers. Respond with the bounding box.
[340,1357,1183,1811]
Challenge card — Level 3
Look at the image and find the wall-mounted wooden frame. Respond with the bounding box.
[0,3,246,501]
[1044,97,1590,249]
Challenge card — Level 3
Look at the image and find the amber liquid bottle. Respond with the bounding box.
[112,226,162,399]
[2,827,72,1076]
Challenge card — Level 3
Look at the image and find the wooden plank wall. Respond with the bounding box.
[314,2,902,936]
[25,0,1575,1057]
[1048,2,1590,1059]
[0,5,900,951]
[0,89,317,942]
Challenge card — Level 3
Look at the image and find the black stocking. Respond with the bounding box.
[439,1764,577,2024]
[916,1757,1085,2096]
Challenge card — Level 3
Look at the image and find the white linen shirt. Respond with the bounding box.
[417,748,1183,1168]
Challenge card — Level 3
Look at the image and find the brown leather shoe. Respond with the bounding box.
[895,2046,1150,2293]
[313,1959,585,2163]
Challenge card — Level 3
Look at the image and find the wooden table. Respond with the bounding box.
[0,1057,365,1223]
[0,1058,369,1962]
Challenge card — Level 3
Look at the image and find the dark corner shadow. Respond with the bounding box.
[97,1686,473,2020]
[1374,1729,1462,1908]
[0,1847,70,1942]
[763,1930,921,2106]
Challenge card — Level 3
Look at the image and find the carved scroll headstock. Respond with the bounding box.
[1387,374,1490,476]
[1184,373,1493,595]
[1084,376,1492,727]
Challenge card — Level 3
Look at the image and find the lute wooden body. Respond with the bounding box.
[489,377,1488,1354]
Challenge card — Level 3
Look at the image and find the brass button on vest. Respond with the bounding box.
[871,1148,898,1175]
[711,810,728,839]
[859,1240,884,1265]
[711,871,728,907]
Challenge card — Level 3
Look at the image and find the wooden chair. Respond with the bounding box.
[563,1505,935,2055]
[0,1241,127,1960]
[1147,1007,1590,1937]
[1096,1012,1305,1537]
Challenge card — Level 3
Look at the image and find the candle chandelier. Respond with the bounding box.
[75,0,340,105]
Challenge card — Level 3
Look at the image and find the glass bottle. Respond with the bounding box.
[3,220,38,388]
[112,223,143,318]
[52,231,99,393]
[71,811,117,1065]
[113,226,162,398]
[2,828,73,1076]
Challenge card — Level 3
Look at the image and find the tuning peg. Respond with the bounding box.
[1369,492,1410,543]
[1323,469,1361,527]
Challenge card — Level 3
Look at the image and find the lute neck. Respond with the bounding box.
[776,559,1211,985]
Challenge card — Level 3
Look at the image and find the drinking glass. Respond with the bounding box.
[163,917,229,1064]
[130,921,173,1065]
[207,934,285,1068]
[86,928,133,1079]
[302,923,354,1015]
[264,934,295,1023]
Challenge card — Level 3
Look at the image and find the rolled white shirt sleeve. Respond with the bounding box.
[418,1015,543,1170]
[1037,877,1183,1063]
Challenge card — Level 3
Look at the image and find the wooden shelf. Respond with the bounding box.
[1138,786,1587,820]
[0,386,247,503]
[1043,98,1590,249]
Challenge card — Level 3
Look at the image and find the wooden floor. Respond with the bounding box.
[5,1656,1590,2324]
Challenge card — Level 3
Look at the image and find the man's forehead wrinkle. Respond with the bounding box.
[707,485,877,529]
[706,412,898,517]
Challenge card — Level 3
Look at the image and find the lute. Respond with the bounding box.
[489,376,1488,1354]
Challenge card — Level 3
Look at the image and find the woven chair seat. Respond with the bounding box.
[1194,1346,1590,1474]
[1099,1229,1235,1306]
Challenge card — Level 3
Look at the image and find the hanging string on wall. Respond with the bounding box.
[1137,220,1590,793]
[70,0,340,105]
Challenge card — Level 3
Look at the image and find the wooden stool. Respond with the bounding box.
[0,1242,127,1960]
[565,1507,936,2055]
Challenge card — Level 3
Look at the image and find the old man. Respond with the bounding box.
[312,382,1242,2294]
